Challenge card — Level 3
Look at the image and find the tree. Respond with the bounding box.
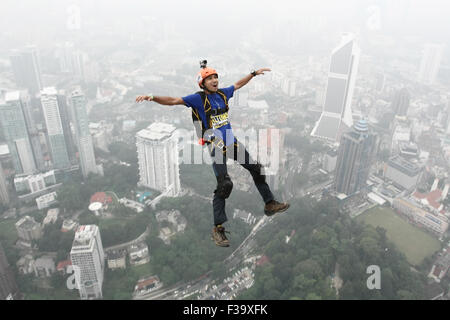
[247,196,427,300]
[305,292,322,300]
[396,289,415,300]
[78,211,100,225]
[57,182,85,212]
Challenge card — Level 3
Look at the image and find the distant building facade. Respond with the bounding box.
[393,198,448,236]
[15,216,42,242]
[0,91,37,174]
[418,43,444,86]
[384,155,422,191]
[9,46,43,95]
[334,120,376,195]
[70,90,102,178]
[0,162,10,205]
[392,88,410,117]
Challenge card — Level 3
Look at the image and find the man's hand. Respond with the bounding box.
[234,67,271,90]
[135,95,152,103]
[254,68,271,76]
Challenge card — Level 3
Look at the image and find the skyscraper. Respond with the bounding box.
[0,91,37,174]
[40,87,71,169]
[311,33,360,143]
[334,119,376,196]
[25,106,46,172]
[57,42,85,81]
[70,225,105,300]
[418,43,444,86]
[136,122,181,197]
[56,91,77,164]
[9,46,43,96]
[0,162,9,205]
[374,72,386,93]
[0,242,20,300]
[70,89,101,178]
[392,88,410,117]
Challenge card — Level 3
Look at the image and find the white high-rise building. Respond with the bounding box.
[40,87,70,169]
[70,225,105,300]
[136,122,181,197]
[418,44,444,86]
[70,89,102,178]
[311,33,360,143]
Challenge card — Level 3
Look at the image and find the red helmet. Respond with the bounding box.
[197,67,218,88]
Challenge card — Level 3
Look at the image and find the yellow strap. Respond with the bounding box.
[217,91,228,106]
[192,109,200,120]
[204,96,211,112]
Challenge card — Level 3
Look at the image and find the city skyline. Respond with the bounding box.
[0,0,448,303]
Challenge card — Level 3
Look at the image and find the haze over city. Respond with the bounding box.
[0,0,449,305]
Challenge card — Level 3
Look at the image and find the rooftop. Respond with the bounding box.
[56,260,72,271]
[90,192,112,204]
[136,276,160,290]
[129,242,148,253]
[311,114,341,141]
[353,119,368,133]
[388,155,422,176]
[61,219,78,232]
[136,122,176,141]
[256,255,270,267]
[47,208,60,217]
[327,149,338,157]
[413,189,445,211]
[72,225,98,248]
[0,144,9,156]
[35,256,55,269]
[16,216,40,230]
[107,250,126,260]
[5,91,20,102]
[41,87,57,96]
[36,192,57,202]
[399,142,418,155]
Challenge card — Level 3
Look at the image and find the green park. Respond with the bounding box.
[357,206,441,266]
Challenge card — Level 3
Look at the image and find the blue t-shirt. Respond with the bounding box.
[182,85,236,147]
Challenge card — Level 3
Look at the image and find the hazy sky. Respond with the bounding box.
[0,1,449,52]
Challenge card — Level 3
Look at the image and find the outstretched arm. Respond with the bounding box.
[234,68,271,90]
[135,95,184,106]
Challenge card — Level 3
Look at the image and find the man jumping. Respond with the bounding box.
[135,61,289,247]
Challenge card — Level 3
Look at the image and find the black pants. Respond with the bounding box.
[208,139,274,226]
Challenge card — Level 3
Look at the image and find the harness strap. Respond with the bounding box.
[192,89,229,145]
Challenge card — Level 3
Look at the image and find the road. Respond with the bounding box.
[135,214,275,300]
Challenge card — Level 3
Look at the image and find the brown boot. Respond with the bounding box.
[264,200,290,216]
[211,225,230,247]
